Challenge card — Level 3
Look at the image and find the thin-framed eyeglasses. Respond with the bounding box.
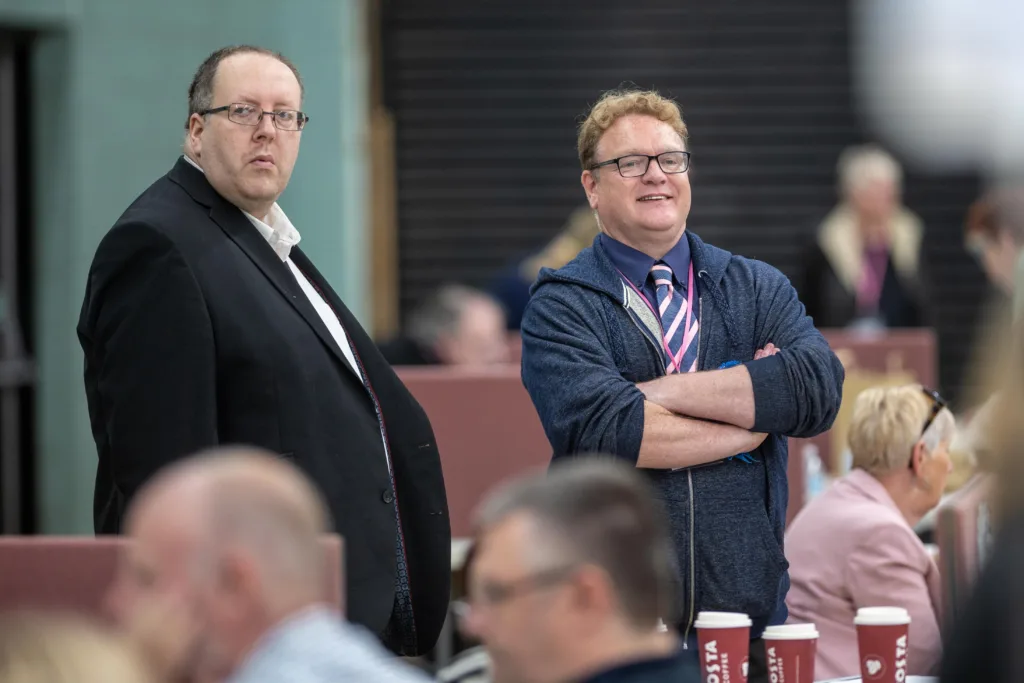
[201,103,309,131]
[454,564,579,623]
[588,151,690,178]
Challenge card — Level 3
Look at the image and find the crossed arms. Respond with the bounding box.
[520,269,844,472]
[635,344,778,469]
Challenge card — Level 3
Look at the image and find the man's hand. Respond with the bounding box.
[637,344,780,428]
[745,430,770,452]
[754,343,780,360]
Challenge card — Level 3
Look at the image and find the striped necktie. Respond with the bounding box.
[650,261,699,374]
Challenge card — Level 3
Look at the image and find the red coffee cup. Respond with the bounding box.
[762,624,818,683]
[695,611,752,683]
[854,607,911,683]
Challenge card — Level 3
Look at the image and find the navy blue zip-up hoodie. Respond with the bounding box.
[520,231,844,639]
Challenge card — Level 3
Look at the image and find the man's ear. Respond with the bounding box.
[187,114,205,159]
[581,170,599,211]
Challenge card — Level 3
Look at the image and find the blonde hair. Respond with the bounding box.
[520,206,600,279]
[0,613,153,683]
[848,384,955,477]
[577,89,689,171]
[837,144,902,198]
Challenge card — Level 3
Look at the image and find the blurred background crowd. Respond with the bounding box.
[1,0,1024,682]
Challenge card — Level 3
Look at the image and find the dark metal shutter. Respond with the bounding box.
[383,1,985,403]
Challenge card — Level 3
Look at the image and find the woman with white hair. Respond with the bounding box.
[785,384,954,679]
[799,144,929,330]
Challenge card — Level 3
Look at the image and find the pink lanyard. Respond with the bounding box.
[615,262,697,373]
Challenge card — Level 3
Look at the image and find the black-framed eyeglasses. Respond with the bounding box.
[201,103,309,131]
[588,151,690,178]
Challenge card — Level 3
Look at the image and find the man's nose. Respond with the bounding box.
[642,158,668,182]
[254,112,277,139]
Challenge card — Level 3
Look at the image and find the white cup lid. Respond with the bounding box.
[854,606,911,626]
[762,624,819,640]
[694,611,752,629]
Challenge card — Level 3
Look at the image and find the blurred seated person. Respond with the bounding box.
[961,187,1024,414]
[379,284,510,367]
[488,206,599,330]
[785,384,954,679]
[0,612,153,683]
[107,446,430,683]
[941,346,1024,683]
[462,458,691,683]
[799,145,929,330]
[964,186,1024,299]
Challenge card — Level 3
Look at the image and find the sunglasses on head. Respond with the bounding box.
[920,387,947,437]
[911,387,947,470]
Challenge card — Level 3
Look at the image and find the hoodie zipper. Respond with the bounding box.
[681,289,704,648]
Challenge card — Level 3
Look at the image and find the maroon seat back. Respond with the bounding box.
[0,534,345,617]
[397,367,551,537]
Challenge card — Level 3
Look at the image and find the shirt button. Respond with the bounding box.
[382,490,395,504]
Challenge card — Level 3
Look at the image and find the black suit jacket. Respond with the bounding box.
[77,158,451,654]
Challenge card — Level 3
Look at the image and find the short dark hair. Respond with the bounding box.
[185,45,304,130]
[474,458,679,630]
[407,284,502,349]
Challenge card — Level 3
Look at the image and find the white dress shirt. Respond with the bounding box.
[182,154,360,376]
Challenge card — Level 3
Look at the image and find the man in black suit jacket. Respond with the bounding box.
[77,45,450,656]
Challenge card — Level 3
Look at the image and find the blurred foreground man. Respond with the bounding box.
[463,458,691,683]
[107,446,431,683]
[520,89,844,682]
[78,45,449,654]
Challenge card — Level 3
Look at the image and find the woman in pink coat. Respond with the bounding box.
[785,384,954,679]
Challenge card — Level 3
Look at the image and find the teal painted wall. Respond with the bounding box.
[1,0,369,533]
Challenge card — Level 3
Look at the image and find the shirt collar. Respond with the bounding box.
[181,154,301,261]
[598,232,691,289]
[844,468,906,519]
[228,605,339,683]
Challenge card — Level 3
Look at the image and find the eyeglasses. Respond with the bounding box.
[920,387,947,438]
[201,103,309,131]
[459,564,578,617]
[589,151,691,178]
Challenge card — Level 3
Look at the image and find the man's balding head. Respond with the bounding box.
[125,446,330,594]
[109,446,332,681]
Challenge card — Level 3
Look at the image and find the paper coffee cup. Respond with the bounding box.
[695,612,752,683]
[854,607,911,683]
[762,624,818,683]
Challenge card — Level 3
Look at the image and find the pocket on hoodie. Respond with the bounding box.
[694,496,789,619]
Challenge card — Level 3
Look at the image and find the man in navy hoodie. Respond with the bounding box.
[520,88,844,683]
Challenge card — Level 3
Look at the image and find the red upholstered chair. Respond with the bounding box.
[0,534,345,617]
[396,367,552,538]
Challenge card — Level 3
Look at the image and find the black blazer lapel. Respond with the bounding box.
[290,248,379,365]
[167,158,355,372]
